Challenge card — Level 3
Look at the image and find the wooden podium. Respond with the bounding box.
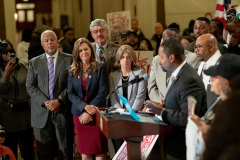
[96,108,172,160]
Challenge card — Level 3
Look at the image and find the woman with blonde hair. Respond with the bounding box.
[109,45,147,111]
[68,38,108,160]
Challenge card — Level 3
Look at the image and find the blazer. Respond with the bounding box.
[68,62,108,117]
[148,50,201,103]
[109,69,147,111]
[92,41,119,73]
[26,52,73,128]
[161,63,207,159]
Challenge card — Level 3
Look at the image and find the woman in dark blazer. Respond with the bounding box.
[67,38,108,160]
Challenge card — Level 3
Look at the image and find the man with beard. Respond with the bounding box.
[145,39,207,159]
[186,17,227,54]
[195,33,221,108]
[125,30,140,50]
[90,19,119,73]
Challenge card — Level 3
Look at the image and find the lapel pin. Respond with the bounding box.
[89,75,92,78]
[78,75,80,79]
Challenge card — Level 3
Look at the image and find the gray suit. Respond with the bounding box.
[92,41,119,73]
[109,69,147,111]
[148,50,200,103]
[26,52,73,160]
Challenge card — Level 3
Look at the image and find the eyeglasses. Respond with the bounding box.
[91,29,106,34]
[127,35,137,39]
[1,49,15,55]
[194,44,211,50]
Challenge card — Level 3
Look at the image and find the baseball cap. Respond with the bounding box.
[204,54,240,80]
[126,30,138,37]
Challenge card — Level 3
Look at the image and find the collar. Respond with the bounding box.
[205,50,221,68]
[171,60,187,79]
[96,41,108,51]
[46,50,59,59]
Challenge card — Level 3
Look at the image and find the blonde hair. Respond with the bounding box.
[114,45,140,70]
[69,38,98,76]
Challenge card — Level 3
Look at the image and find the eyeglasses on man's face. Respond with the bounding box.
[1,49,15,55]
[194,44,211,50]
[91,29,106,34]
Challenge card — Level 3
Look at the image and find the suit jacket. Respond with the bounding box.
[148,50,200,103]
[26,52,73,128]
[186,40,228,54]
[92,41,119,73]
[109,69,147,111]
[68,62,108,117]
[162,63,207,159]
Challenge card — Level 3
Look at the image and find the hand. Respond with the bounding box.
[79,112,91,124]
[4,62,17,78]
[118,38,127,45]
[144,100,164,115]
[84,105,96,115]
[46,99,60,113]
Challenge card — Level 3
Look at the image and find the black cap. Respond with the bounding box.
[126,30,138,37]
[204,54,240,80]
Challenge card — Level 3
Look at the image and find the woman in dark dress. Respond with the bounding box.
[68,38,108,160]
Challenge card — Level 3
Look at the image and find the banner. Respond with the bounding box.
[107,11,131,42]
[135,50,154,74]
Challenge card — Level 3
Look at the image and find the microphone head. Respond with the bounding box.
[143,73,148,80]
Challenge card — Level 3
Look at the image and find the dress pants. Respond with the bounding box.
[33,112,73,160]
[4,128,34,160]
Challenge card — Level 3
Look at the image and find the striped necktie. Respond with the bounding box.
[48,56,55,100]
[99,47,105,62]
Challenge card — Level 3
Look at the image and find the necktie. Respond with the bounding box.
[200,63,206,79]
[99,47,105,62]
[166,75,175,91]
[48,56,55,100]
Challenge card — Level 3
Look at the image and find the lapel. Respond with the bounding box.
[53,52,65,86]
[86,72,93,92]
[40,54,48,83]
[128,71,135,100]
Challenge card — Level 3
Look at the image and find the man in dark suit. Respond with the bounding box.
[185,17,227,54]
[90,19,119,73]
[145,39,207,159]
[26,30,73,160]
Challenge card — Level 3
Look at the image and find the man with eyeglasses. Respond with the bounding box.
[186,17,227,54]
[125,30,140,50]
[195,33,221,108]
[90,19,119,73]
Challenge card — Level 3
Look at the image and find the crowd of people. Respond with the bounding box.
[1,7,240,160]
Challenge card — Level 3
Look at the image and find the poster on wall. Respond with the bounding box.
[135,50,154,74]
[107,10,131,42]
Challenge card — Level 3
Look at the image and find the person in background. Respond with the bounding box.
[168,22,180,32]
[26,30,73,160]
[68,38,108,160]
[0,40,34,160]
[60,27,76,54]
[151,22,164,56]
[0,125,16,160]
[28,25,49,61]
[90,19,119,73]
[210,19,227,45]
[139,38,153,51]
[182,20,195,36]
[181,36,195,49]
[131,18,145,40]
[51,27,63,40]
[16,28,32,66]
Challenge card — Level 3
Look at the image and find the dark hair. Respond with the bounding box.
[168,23,180,31]
[63,27,74,35]
[181,36,195,43]
[196,17,210,25]
[211,19,224,31]
[189,20,195,28]
[226,9,240,24]
[21,29,33,42]
[0,40,16,71]
[160,39,184,62]
[140,38,154,50]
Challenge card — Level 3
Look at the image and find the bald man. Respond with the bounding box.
[186,17,227,54]
[195,33,221,108]
[151,22,164,55]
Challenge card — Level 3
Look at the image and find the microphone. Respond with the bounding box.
[106,73,148,108]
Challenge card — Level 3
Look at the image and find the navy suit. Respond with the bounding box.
[68,62,108,116]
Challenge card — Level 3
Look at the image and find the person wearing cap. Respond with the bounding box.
[188,54,240,159]
[0,125,16,160]
[131,18,146,40]
[90,19,119,73]
[125,30,140,50]
[195,33,222,108]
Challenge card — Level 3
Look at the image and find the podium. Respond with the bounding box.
[96,108,172,160]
